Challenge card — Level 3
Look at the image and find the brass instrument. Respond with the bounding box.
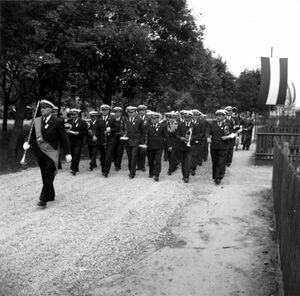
[64,122,72,130]
[20,101,40,165]
[120,120,128,141]
[185,127,192,147]
[223,125,230,136]
[103,127,111,147]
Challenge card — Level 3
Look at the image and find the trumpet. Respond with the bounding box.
[185,127,192,147]
[20,101,40,165]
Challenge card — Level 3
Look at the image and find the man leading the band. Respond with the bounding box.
[22,99,72,209]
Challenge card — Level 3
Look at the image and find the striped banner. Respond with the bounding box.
[285,82,296,107]
[258,57,288,105]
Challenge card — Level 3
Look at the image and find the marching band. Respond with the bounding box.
[22,99,253,208]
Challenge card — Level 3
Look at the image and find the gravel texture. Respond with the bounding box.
[0,147,281,296]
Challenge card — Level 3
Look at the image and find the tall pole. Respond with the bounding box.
[270,46,273,58]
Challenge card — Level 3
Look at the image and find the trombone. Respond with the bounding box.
[20,101,40,165]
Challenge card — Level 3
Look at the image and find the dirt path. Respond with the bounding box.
[0,145,280,296]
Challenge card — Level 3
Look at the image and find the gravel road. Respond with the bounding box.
[0,146,281,296]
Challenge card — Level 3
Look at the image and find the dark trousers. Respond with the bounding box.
[88,144,99,168]
[163,140,168,161]
[226,146,234,165]
[70,144,82,172]
[137,147,146,169]
[243,132,252,149]
[99,145,107,172]
[113,140,125,169]
[191,143,203,170]
[103,143,115,174]
[38,154,56,203]
[126,145,139,176]
[179,149,193,178]
[203,140,208,161]
[210,148,227,180]
[168,148,178,173]
[147,148,163,177]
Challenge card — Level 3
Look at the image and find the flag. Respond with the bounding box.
[258,57,288,105]
[284,82,296,107]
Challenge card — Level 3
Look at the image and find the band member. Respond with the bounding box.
[122,106,145,179]
[165,111,180,175]
[175,111,201,183]
[241,111,254,150]
[86,110,100,170]
[22,99,72,209]
[137,104,148,171]
[224,106,236,167]
[146,112,170,181]
[199,113,209,161]
[113,106,125,171]
[65,108,88,175]
[190,109,206,175]
[206,109,234,185]
[95,104,118,177]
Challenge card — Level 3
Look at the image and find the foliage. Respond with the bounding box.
[235,69,266,113]
[0,0,263,155]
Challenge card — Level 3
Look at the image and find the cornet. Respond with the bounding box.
[20,101,40,165]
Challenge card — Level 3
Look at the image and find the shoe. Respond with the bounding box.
[71,170,76,176]
[103,172,108,178]
[141,167,146,172]
[154,176,159,182]
[214,178,221,185]
[89,166,93,171]
[226,163,231,167]
[115,167,121,171]
[183,178,189,183]
[37,201,47,209]
[167,170,171,176]
[149,174,154,178]
[191,170,195,176]
[129,174,135,179]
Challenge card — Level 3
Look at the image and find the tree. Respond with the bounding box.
[235,69,265,113]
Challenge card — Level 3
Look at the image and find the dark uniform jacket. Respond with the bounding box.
[175,121,201,151]
[147,123,170,150]
[94,115,119,145]
[114,117,125,140]
[87,119,99,146]
[66,118,88,146]
[31,115,71,156]
[206,120,232,150]
[123,116,145,147]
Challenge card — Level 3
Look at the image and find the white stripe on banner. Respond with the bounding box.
[266,58,280,105]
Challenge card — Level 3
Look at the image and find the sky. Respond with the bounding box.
[186,0,300,85]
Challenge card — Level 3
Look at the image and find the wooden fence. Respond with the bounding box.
[255,117,300,164]
[272,140,300,296]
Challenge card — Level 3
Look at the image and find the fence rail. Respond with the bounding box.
[272,140,300,296]
[255,117,300,164]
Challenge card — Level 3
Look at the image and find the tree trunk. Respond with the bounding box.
[2,97,9,132]
[7,99,27,157]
